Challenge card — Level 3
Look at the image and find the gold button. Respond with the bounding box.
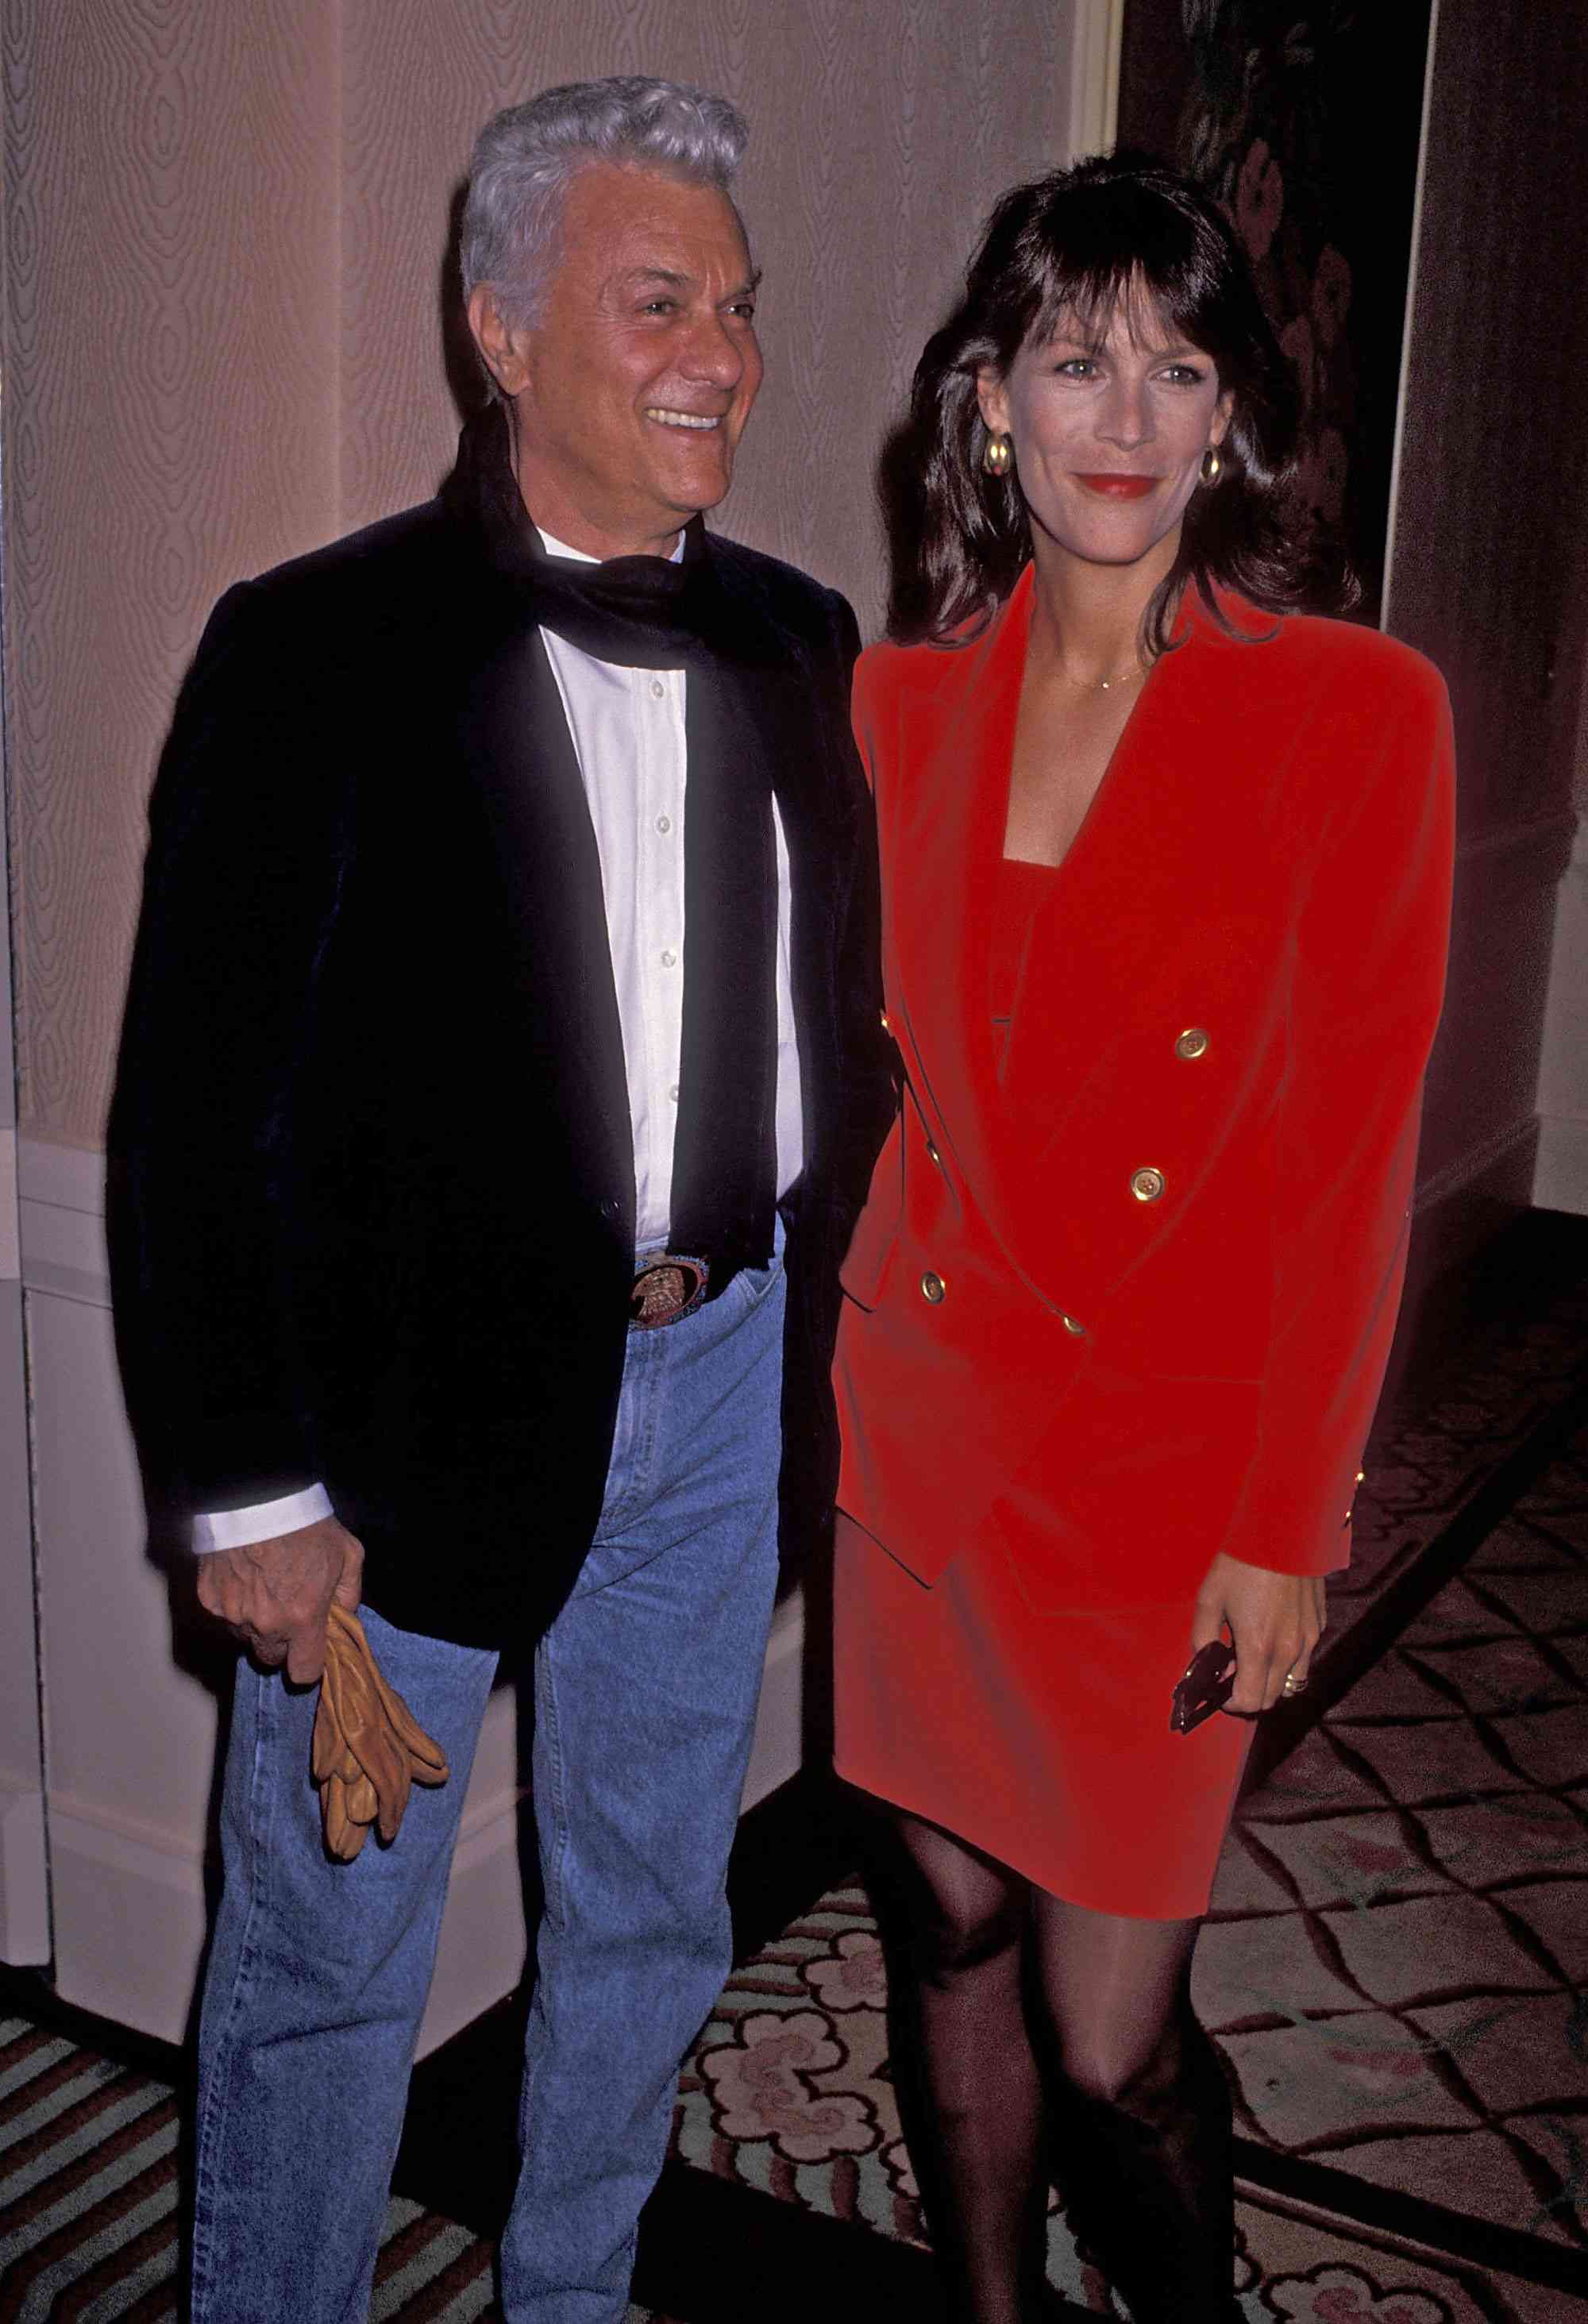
[1174,1027,1209,1060]
[1061,1312,1085,1336]
[1355,1470,1366,1486]
[920,1270,946,1304]
[1130,1166,1166,1204]
[926,1140,942,1166]
[880,1010,892,1035]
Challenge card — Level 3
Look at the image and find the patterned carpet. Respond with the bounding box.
[4,1214,1587,2322]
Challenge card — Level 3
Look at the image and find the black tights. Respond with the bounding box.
[877,1808,1237,2324]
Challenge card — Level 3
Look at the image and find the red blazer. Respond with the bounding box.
[834,568,1455,1613]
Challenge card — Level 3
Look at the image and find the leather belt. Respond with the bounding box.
[630,1251,715,1331]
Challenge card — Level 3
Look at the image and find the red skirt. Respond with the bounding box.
[833,1511,1251,1920]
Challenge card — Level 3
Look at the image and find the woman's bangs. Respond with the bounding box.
[1027,255,1212,357]
[1023,184,1218,357]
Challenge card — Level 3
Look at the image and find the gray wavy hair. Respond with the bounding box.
[461,75,750,330]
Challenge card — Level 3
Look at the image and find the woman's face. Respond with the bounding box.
[977,290,1232,578]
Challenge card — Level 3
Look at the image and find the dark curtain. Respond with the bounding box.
[1116,0,1432,624]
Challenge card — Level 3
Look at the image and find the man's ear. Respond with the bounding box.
[975,364,1011,442]
[467,283,533,399]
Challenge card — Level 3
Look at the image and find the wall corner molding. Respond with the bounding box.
[1066,0,1124,163]
[0,1131,18,1284]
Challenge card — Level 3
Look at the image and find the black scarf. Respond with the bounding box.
[441,407,780,1274]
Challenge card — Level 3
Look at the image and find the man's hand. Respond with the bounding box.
[195,1517,364,1685]
[1189,1552,1325,1717]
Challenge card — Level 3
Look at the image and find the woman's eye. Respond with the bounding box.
[1160,364,1205,385]
[1054,358,1096,379]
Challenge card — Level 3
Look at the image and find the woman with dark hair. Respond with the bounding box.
[833,155,1453,2322]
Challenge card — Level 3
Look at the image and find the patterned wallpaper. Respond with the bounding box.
[3,0,1070,1149]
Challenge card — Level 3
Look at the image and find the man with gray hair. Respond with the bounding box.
[110,74,888,2323]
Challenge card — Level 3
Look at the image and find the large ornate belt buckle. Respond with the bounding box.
[630,1252,711,1330]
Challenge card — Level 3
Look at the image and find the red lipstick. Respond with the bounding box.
[1073,473,1158,499]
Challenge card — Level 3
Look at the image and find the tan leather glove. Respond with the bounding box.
[311,1601,449,1860]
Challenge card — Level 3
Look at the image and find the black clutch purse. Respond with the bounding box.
[1170,1639,1236,1734]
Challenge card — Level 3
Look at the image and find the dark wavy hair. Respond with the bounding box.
[885,151,1355,648]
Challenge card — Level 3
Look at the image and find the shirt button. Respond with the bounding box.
[669,1085,680,1102]
[656,815,672,834]
[920,1270,946,1304]
[1130,1166,1166,1203]
[649,678,665,700]
[661,948,677,968]
[1174,1027,1209,1060]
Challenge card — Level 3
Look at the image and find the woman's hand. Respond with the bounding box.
[1189,1554,1326,1717]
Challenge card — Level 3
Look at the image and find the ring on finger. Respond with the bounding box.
[1281,1669,1308,1697]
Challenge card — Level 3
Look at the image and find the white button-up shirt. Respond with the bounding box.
[195,525,803,1551]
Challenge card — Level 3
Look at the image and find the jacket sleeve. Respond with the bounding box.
[1215,655,1456,1576]
[826,608,896,1242]
[106,579,349,1521]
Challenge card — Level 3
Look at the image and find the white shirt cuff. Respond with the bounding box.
[191,1483,334,1553]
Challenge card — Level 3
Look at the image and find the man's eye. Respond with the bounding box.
[642,299,677,316]
[727,302,757,321]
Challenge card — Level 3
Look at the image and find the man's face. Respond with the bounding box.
[479,162,764,560]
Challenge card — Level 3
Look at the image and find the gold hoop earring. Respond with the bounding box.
[1200,445,1223,485]
[982,431,1013,478]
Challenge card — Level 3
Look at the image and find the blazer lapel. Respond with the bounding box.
[977,592,1302,1309]
[459,617,636,1238]
[885,579,1288,1312]
[888,572,1032,1207]
[1002,603,1224,1106]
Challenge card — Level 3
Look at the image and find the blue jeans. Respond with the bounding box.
[190,1247,785,2324]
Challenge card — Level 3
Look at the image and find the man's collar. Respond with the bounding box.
[440,404,787,672]
[536,523,685,568]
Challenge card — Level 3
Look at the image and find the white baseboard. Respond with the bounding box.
[18,1137,105,1218]
[46,1740,529,2054]
[742,1594,804,1811]
[41,1651,802,2058]
[1534,1115,1588,1217]
[1535,819,1588,1204]
[415,1779,527,2059]
[47,1795,209,2041]
[0,1781,50,1967]
[1413,1116,1540,1216]
[17,1137,108,1307]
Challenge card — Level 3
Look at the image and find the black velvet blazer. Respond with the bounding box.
[107,445,891,1648]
